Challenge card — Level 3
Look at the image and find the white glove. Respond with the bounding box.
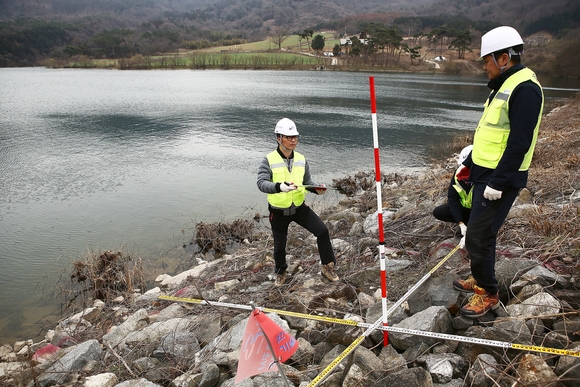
[459,236,466,249]
[280,182,297,192]
[483,186,502,201]
[315,183,327,195]
[459,223,467,236]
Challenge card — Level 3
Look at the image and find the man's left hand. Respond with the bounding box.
[315,184,327,195]
[483,186,502,201]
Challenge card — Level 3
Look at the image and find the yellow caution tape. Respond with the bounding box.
[307,336,365,386]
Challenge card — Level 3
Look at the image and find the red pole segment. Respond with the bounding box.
[369,76,389,346]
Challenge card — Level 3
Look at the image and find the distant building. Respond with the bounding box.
[340,38,368,45]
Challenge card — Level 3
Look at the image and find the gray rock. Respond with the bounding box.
[325,314,366,346]
[542,331,572,349]
[506,292,561,322]
[312,341,334,364]
[517,354,559,387]
[390,306,454,351]
[418,354,454,383]
[433,379,464,387]
[363,210,395,235]
[38,339,103,386]
[452,315,474,331]
[154,303,188,321]
[526,318,546,336]
[495,258,540,296]
[523,265,569,288]
[83,372,118,387]
[219,377,254,387]
[554,344,580,386]
[343,346,385,386]
[114,378,162,387]
[509,283,544,305]
[456,323,532,364]
[402,341,431,364]
[407,272,462,315]
[466,354,499,387]
[417,353,470,383]
[289,337,314,365]
[103,309,149,348]
[374,367,434,387]
[123,317,196,349]
[378,344,407,374]
[319,344,348,372]
[152,331,200,361]
[199,362,220,387]
[191,312,224,346]
[493,319,533,344]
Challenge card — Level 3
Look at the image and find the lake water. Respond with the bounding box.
[1,67,578,344]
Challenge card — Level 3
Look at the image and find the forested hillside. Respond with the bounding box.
[0,0,578,73]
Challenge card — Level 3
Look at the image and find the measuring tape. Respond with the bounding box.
[158,295,580,358]
[158,295,360,326]
[160,293,580,387]
[158,243,579,387]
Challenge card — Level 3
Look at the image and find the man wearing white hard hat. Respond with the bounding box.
[433,145,473,244]
[453,26,544,318]
[257,118,339,286]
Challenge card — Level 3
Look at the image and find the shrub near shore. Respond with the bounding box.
[1,94,579,386]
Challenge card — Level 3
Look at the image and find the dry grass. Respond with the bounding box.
[194,219,254,254]
[61,250,146,311]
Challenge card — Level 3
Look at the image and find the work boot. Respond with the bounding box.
[460,285,499,318]
[274,272,287,287]
[453,275,477,293]
[321,262,339,282]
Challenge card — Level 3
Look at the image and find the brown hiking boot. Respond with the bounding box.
[321,262,339,282]
[274,272,287,287]
[453,275,477,293]
[460,285,499,318]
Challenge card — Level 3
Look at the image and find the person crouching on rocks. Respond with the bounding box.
[433,145,473,249]
[256,118,339,287]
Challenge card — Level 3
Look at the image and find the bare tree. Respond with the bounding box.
[270,27,290,50]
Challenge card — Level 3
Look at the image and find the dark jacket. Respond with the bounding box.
[468,63,543,190]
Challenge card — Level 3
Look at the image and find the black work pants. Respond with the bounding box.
[269,204,335,274]
[465,183,519,295]
[433,203,471,224]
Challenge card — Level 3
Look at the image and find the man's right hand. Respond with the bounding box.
[483,186,502,200]
[280,182,297,192]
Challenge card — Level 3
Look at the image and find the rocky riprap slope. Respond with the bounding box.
[1,94,579,387]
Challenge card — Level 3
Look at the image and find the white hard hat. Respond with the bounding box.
[274,118,299,136]
[478,26,524,60]
[458,145,473,165]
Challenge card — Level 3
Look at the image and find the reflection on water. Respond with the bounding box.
[0,68,578,343]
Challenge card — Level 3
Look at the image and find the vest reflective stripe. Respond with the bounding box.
[472,68,543,171]
[453,168,472,209]
[266,151,306,208]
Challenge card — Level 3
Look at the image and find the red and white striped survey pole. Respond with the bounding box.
[369,76,389,346]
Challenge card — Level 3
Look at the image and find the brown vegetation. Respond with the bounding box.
[64,250,145,310]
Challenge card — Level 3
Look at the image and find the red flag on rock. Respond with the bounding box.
[235,309,298,384]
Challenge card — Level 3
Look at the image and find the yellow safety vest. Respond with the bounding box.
[472,68,543,171]
[266,150,307,208]
[452,167,472,209]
